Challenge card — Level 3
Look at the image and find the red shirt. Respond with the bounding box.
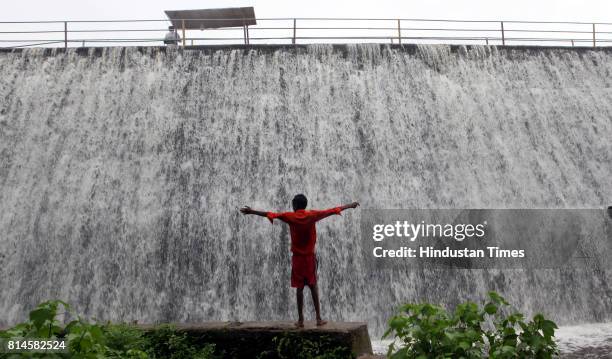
[266,207,342,255]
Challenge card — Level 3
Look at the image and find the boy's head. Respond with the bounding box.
[292,194,308,211]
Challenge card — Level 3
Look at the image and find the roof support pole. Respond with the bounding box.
[397,19,401,45]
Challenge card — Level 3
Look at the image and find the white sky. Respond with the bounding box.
[2,1,612,47]
[2,0,612,22]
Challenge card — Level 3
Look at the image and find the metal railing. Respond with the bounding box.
[2,18,612,48]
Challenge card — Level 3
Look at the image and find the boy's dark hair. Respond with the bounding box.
[292,194,308,211]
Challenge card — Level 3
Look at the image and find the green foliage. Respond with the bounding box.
[0,300,77,359]
[0,301,216,359]
[144,324,216,359]
[256,333,353,359]
[384,292,559,359]
[0,300,352,359]
[103,324,149,358]
[0,300,68,341]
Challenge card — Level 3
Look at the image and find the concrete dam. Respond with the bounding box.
[0,44,611,336]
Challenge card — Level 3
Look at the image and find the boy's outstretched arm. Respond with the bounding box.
[311,202,360,222]
[240,206,268,217]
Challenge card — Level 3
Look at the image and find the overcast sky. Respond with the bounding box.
[2,1,612,47]
[3,0,612,22]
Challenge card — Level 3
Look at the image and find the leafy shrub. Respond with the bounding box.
[1,300,351,359]
[144,324,216,359]
[0,299,110,358]
[384,292,558,359]
[256,333,353,359]
[103,324,149,358]
[0,301,216,359]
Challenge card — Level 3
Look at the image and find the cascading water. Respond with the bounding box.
[0,44,611,336]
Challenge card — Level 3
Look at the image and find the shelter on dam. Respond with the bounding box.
[164,7,256,45]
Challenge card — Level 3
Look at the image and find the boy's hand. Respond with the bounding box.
[341,202,360,211]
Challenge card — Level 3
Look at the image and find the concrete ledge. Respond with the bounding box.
[3,43,612,56]
[139,321,372,358]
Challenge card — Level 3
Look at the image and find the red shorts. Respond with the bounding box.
[291,254,317,288]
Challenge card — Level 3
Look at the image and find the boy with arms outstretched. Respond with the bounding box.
[240,194,359,327]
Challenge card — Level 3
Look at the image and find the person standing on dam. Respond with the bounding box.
[240,194,359,328]
[163,25,181,46]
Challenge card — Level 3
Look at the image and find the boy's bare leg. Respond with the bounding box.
[295,287,304,328]
[309,284,327,326]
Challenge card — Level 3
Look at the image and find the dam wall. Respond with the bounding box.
[0,44,611,335]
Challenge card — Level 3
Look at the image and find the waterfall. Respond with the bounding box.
[0,45,611,336]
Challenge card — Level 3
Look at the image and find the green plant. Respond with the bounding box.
[383,292,559,359]
[256,332,353,359]
[0,300,68,341]
[0,302,217,359]
[0,300,67,358]
[103,324,149,358]
[143,324,216,359]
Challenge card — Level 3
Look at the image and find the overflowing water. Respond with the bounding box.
[0,44,611,336]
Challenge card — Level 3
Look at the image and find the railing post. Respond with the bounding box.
[64,21,68,49]
[292,18,296,44]
[571,39,574,47]
[500,21,505,46]
[397,19,401,45]
[485,37,489,45]
[593,23,596,47]
[182,19,186,47]
[243,24,247,44]
[246,25,250,44]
